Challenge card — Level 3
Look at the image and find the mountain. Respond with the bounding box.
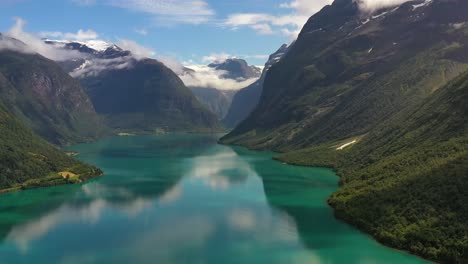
[222,0,468,150]
[208,58,261,80]
[180,58,261,120]
[189,87,236,119]
[278,68,468,263]
[46,40,222,133]
[221,0,468,262]
[0,35,105,146]
[0,102,101,192]
[223,44,290,128]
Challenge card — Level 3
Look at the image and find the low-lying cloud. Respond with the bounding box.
[117,39,155,59]
[180,65,259,91]
[70,56,135,78]
[159,54,264,91]
[2,18,85,61]
[0,18,159,78]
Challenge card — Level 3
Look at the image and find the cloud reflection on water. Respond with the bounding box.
[2,137,330,264]
[185,148,258,190]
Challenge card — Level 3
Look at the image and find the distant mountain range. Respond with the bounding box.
[181,58,262,119]
[0,34,222,192]
[208,58,261,80]
[221,0,468,262]
[46,39,222,133]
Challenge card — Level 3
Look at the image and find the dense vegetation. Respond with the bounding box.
[0,103,101,192]
[222,0,468,262]
[278,70,468,262]
[80,59,222,133]
[0,50,105,146]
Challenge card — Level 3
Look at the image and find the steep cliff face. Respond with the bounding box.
[0,46,104,145]
[219,0,468,262]
[223,44,290,128]
[221,0,468,151]
[46,39,222,133]
[80,58,222,132]
[189,87,236,119]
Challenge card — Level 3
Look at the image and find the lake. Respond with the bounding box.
[0,134,428,264]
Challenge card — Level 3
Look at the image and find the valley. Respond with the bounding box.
[0,0,466,263]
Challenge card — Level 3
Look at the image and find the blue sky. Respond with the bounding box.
[0,0,333,66]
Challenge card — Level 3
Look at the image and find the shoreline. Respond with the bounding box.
[0,170,103,195]
[218,140,435,263]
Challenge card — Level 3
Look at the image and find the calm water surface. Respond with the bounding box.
[0,134,428,264]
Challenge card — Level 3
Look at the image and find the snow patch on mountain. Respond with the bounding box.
[413,0,433,10]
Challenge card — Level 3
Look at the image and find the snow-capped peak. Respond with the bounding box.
[45,39,118,52]
[74,40,115,52]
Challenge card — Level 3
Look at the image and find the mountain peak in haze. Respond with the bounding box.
[208,58,262,80]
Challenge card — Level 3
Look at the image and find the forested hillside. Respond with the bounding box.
[0,48,104,146]
[221,0,468,262]
[0,103,101,192]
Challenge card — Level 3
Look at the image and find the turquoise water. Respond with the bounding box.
[0,134,428,264]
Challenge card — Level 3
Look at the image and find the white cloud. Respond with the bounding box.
[223,0,333,38]
[250,23,274,35]
[117,39,155,59]
[73,0,215,24]
[179,65,259,91]
[2,17,85,61]
[134,28,149,36]
[70,39,156,78]
[355,0,411,12]
[39,29,99,41]
[70,57,135,78]
[201,52,231,64]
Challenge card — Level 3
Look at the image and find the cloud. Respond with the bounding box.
[117,39,155,59]
[250,23,274,35]
[224,0,333,38]
[201,52,231,64]
[69,40,155,77]
[179,65,259,91]
[355,0,412,12]
[39,29,99,41]
[70,56,135,78]
[134,28,149,36]
[73,0,215,24]
[158,56,185,74]
[2,17,85,61]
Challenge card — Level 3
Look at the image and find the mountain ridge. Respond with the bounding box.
[223,44,290,128]
[0,36,106,145]
[46,39,223,133]
[221,0,468,262]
